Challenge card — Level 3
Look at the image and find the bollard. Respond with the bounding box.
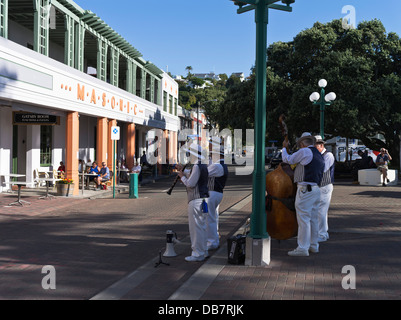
[129,173,138,199]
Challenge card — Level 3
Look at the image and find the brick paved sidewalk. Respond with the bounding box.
[1,176,401,300]
[0,168,253,300]
[171,181,401,300]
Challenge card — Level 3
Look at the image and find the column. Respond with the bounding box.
[126,123,136,169]
[126,59,134,94]
[169,131,178,165]
[97,39,108,82]
[155,79,161,106]
[25,126,41,187]
[132,62,137,96]
[65,112,79,196]
[165,130,169,164]
[33,0,51,56]
[0,0,8,39]
[0,107,12,192]
[74,21,85,72]
[150,76,155,103]
[140,69,146,99]
[110,48,119,87]
[64,15,75,67]
[96,117,108,165]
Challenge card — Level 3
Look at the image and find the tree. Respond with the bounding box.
[185,66,193,77]
[270,19,401,166]
[217,19,401,167]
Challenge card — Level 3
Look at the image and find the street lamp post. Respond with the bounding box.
[231,0,295,266]
[196,99,217,142]
[309,79,336,139]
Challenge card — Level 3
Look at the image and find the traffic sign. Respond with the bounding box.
[111,126,120,140]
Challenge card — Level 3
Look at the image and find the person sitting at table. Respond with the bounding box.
[95,162,110,190]
[131,160,142,182]
[119,159,129,183]
[57,161,65,178]
[86,161,99,186]
[78,159,84,173]
[86,159,93,170]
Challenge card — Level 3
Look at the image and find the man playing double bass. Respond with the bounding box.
[282,132,325,257]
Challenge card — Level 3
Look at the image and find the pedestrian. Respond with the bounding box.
[282,132,325,257]
[206,145,228,251]
[177,143,209,262]
[376,148,392,186]
[131,160,142,182]
[314,135,335,242]
[140,150,149,166]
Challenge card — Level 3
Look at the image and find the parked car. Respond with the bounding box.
[265,147,277,165]
[269,149,282,169]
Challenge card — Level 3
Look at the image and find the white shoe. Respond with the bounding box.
[288,248,309,257]
[207,244,219,251]
[185,255,205,262]
[309,247,319,253]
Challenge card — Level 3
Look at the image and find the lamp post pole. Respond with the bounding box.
[320,86,325,138]
[196,99,217,143]
[310,79,336,140]
[231,0,295,266]
[197,102,200,140]
[252,0,269,241]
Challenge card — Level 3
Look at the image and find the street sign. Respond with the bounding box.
[111,126,120,141]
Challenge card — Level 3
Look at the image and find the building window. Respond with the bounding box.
[169,95,173,114]
[40,125,53,167]
[174,98,178,116]
[163,91,167,112]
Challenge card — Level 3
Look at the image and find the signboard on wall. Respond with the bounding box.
[12,112,60,125]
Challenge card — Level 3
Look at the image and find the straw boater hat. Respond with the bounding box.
[314,135,325,144]
[296,132,316,148]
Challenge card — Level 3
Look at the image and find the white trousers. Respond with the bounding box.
[206,191,223,248]
[188,198,207,257]
[295,185,321,251]
[318,184,333,240]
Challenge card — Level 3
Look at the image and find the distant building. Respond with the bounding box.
[231,72,245,82]
[192,72,221,81]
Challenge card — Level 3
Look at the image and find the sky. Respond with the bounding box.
[73,0,401,78]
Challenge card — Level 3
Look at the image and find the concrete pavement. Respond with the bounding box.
[1,170,401,301]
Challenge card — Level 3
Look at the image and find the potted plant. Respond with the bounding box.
[56,178,74,196]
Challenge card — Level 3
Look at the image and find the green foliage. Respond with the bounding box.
[214,18,401,166]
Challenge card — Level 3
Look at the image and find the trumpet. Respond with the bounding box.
[166,163,188,195]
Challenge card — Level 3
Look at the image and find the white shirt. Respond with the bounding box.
[282,146,313,166]
[282,146,315,186]
[131,165,141,173]
[321,148,335,172]
[181,165,200,188]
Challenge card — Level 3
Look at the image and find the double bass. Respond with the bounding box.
[265,115,298,240]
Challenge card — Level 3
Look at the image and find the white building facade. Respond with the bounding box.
[0,0,179,194]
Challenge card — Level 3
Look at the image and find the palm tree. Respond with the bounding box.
[185,66,193,78]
